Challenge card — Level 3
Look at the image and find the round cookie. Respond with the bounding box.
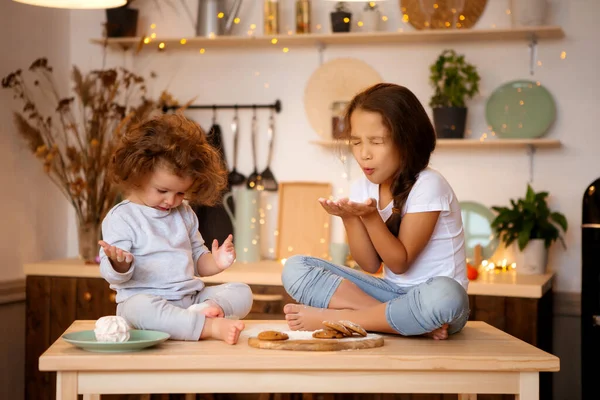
[338,320,367,337]
[257,330,289,341]
[322,320,352,337]
[312,329,345,339]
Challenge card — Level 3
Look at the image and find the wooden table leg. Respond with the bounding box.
[56,372,77,400]
[83,395,100,400]
[458,395,477,400]
[516,372,540,400]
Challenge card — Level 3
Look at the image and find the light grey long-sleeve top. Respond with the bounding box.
[99,200,209,303]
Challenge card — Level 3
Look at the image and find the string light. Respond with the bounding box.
[234,17,241,24]
[199,48,206,54]
[282,47,289,53]
[158,42,165,49]
[143,37,150,44]
[250,23,256,29]
[271,38,278,44]
[150,23,156,29]
[150,33,157,39]
[357,21,364,27]
[506,9,511,15]
[560,51,567,59]
[217,12,224,19]
[382,16,388,21]
[180,38,187,45]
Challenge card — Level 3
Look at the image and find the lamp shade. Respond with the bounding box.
[13,0,126,9]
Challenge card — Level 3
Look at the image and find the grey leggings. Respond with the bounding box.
[117,283,253,341]
[281,255,470,336]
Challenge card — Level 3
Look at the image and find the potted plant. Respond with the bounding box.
[428,49,480,138]
[490,184,568,275]
[1,58,180,263]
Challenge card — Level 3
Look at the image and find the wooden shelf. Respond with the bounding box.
[311,138,562,149]
[91,26,564,51]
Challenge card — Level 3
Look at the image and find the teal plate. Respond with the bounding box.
[62,329,170,353]
[460,201,499,261]
[485,79,556,139]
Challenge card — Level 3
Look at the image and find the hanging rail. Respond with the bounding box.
[163,99,282,113]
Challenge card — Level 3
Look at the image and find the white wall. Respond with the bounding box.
[67,0,599,293]
[0,0,71,282]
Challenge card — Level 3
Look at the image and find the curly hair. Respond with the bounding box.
[109,112,228,206]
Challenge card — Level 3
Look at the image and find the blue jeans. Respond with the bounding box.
[281,255,470,336]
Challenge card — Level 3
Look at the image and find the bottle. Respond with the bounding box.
[295,0,311,34]
[331,101,348,139]
[263,0,279,35]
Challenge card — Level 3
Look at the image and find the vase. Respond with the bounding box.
[513,239,548,275]
[510,0,547,27]
[105,6,139,37]
[78,220,102,264]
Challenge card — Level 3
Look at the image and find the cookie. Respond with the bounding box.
[257,330,289,341]
[312,328,345,339]
[338,320,367,337]
[322,320,352,337]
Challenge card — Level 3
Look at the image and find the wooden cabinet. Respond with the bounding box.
[25,275,552,400]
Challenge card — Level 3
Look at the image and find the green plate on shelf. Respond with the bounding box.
[460,201,499,261]
[485,79,556,139]
[62,329,170,353]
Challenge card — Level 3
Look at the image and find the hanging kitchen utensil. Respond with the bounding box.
[247,107,262,190]
[192,108,234,246]
[260,109,278,191]
[227,107,246,187]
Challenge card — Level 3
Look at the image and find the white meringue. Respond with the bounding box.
[94,316,131,343]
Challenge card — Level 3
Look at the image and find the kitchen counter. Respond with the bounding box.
[24,258,553,299]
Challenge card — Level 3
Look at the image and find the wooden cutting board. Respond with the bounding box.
[248,334,384,351]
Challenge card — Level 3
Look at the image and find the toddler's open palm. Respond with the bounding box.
[98,240,133,271]
[213,234,236,270]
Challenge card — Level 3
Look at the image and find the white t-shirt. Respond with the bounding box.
[349,167,468,290]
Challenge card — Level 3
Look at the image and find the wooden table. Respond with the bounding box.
[40,320,559,400]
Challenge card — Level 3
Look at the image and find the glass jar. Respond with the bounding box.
[331,101,348,139]
[295,0,311,34]
[263,0,279,35]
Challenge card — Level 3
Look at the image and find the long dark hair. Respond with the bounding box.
[343,83,436,237]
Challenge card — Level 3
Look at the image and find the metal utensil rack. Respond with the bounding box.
[163,99,282,113]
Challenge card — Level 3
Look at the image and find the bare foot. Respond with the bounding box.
[201,317,245,344]
[424,324,449,340]
[284,303,344,331]
[189,300,225,318]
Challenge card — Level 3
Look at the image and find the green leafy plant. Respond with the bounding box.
[429,49,481,108]
[491,184,568,251]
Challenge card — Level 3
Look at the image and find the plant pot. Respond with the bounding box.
[433,107,467,138]
[513,239,548,275]
[330,10,352,33]
[105,6,139,38]
[78,220,102,264]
